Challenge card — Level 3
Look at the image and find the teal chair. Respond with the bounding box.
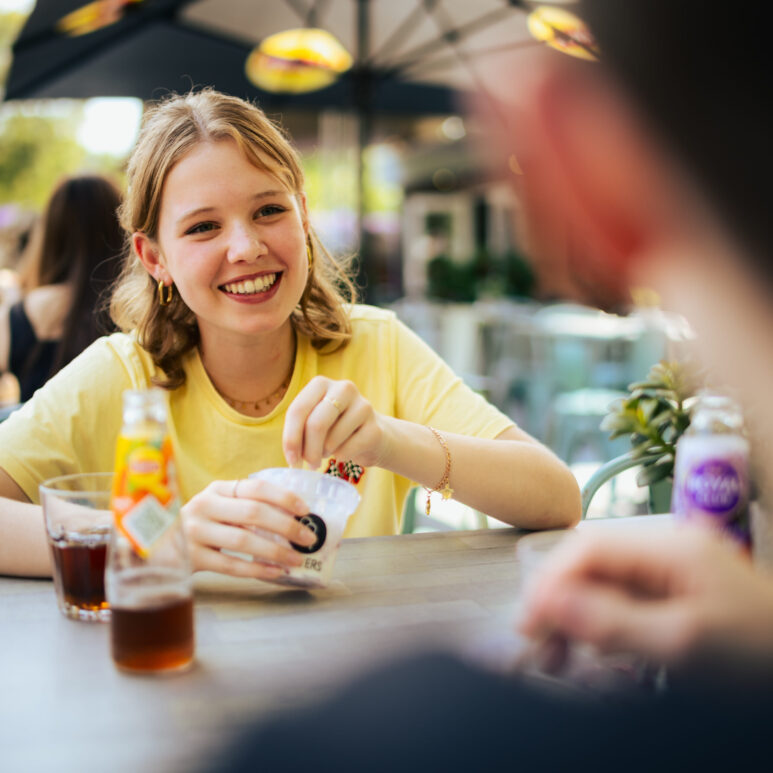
[401,487,490,534]
[581,451,672,518]
[546,388,630,465]
[527,304,659,462]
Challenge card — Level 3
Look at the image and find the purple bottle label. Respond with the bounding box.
[672,435,751,548]
[685,460,741,513]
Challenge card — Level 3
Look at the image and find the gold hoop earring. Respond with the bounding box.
[157,279,173,306]
[306,239,313,271]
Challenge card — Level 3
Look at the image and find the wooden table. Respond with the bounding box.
[0,528,532,773]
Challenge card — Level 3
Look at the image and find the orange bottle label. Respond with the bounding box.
[111,430,180,558]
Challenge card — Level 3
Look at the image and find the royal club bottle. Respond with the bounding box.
[671,393,751,548]
[106,389,195,673]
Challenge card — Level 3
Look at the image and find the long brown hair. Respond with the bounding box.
[111,89,356,389]
[19,175,123,373]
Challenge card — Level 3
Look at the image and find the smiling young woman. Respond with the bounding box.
[130,139,310,412]
[0,89,579,580]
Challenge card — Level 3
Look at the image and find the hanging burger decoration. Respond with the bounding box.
[527,6,600,61]
[245,27,353,94]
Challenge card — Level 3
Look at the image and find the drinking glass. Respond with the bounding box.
[40,472,114,622]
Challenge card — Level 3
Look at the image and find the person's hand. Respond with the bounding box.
[518,524,773,676]
[181,477,317,579]
[283,376,390,470]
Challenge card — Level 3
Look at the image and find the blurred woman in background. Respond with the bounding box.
[0,175,123,402]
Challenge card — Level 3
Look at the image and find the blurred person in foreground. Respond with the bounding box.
[0,175,122,402]
[203,1,773,770]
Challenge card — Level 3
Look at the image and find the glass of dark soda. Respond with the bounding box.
[40,473,114,622]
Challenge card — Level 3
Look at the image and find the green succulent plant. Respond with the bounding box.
[601,360,697,488]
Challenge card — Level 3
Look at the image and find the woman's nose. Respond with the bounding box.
[227,224,266,262]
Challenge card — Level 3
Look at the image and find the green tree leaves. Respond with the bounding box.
[0,109,86,208]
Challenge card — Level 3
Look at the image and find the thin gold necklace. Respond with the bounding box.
[217,373,292,412]
[208,332,296,413]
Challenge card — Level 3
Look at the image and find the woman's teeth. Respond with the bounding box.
[223,273,277,295]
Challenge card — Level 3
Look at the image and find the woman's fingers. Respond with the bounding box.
[181,478,320,577]
[318,400,370,461]
[299,396,348,469]
[197,479,315,545]
[282,377,330,467]
[186,517,304,568]
[283,377,361,468]
[189,543,285,581]
[210,478,307,516]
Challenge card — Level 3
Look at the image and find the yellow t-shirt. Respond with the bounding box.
[0,305,513,535]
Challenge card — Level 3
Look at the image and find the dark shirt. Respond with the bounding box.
[204,651,772,773]
[8,300,58,401]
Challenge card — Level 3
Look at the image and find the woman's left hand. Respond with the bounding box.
[282,376,390,470]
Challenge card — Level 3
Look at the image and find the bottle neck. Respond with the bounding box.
[122,388,168,426]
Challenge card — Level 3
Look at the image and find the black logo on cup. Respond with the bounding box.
[291,513,327,554]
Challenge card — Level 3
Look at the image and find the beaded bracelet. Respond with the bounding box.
[424,426,453,516]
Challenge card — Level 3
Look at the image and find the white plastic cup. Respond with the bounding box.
[249,468,361,588]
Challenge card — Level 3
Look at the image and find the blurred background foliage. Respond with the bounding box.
[0,99,133,210]
[1,5,129,213]
[2,105,83,207]
[427,248,535,303]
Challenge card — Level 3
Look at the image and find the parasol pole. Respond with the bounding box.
[353,0,372,296]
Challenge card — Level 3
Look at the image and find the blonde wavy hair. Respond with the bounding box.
[111,88,356,389]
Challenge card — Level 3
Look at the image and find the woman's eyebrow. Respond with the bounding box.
[177,191,288,223]
[253,190,285,199]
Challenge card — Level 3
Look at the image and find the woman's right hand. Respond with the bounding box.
[181,478,317,580]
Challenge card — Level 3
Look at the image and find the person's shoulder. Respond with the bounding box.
[348,304,398,328]
[311,306,401,361]
[98,330,145,356]
[103,331,157,372]
[343,305,403,350]
[23,284,73,340]
[67,332,155,383]
[12,333,142,408]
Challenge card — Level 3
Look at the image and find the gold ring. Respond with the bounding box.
[232,479,241,498]
[325,396,343,413]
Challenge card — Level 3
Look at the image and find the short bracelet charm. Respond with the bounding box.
[424,426,453,516]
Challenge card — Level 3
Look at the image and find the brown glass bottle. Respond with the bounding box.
[107,389,194,674]
[111,591,194,673]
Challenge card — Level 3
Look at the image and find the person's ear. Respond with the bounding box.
[473,52,670,309]
[528,58,672,280]
[133,232,170,283]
